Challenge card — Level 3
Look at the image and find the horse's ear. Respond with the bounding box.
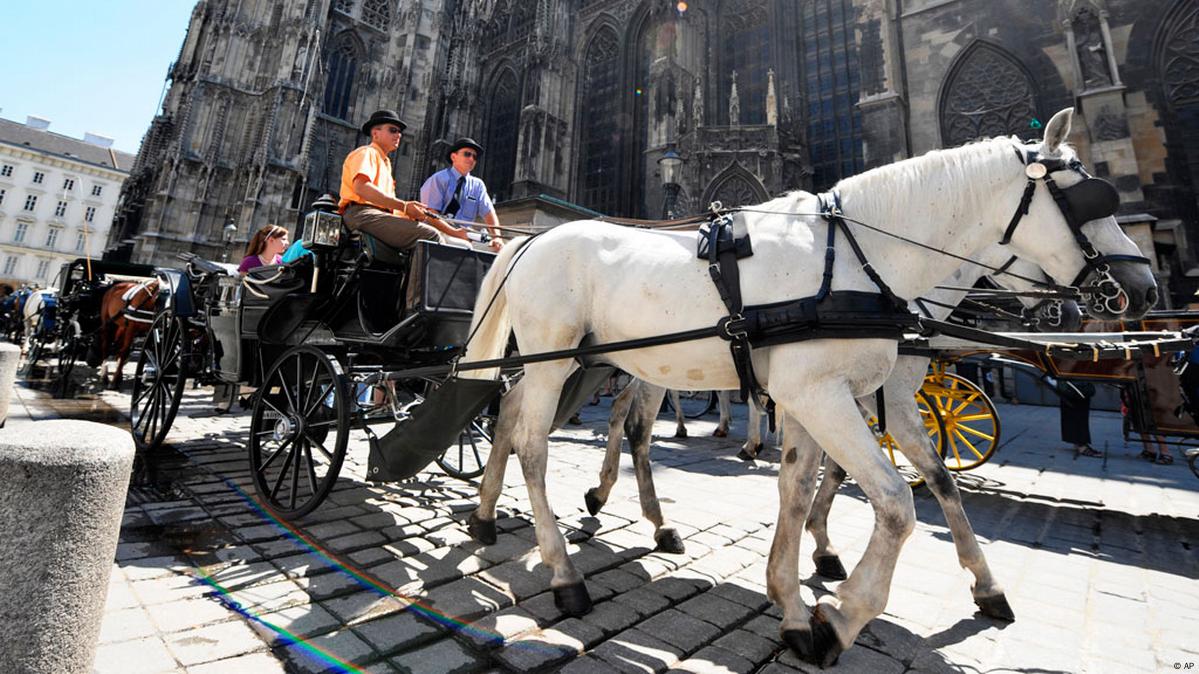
[1042,108,1074,153]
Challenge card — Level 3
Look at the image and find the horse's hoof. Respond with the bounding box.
[552,583,592,617]
[467,512,497,545]
[809,605,843,667]
[975,593,1015,622]
[675,427,688,439]
[736,448,756,462]
[713,427,728,438]
[814,555,848,581]
[654,528,686,554]
[781,628,815,663]
[584,488,604,516]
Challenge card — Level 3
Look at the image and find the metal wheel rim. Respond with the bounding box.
[666,390,717,419]
[923,372,1001,471]
[130,314,186,451]
[248,345,349,519]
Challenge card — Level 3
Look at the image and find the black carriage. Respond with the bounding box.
[131,204,501,517]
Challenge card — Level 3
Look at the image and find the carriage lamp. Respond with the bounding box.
[302,209,342,250]
[658,147,683,219]
[221,218,238,262]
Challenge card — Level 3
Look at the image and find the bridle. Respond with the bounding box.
[1000,144,1152,315]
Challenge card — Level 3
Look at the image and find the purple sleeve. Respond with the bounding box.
[237,255,256,273]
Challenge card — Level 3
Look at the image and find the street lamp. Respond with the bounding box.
[658,147,683,220]
[221,217,238,262]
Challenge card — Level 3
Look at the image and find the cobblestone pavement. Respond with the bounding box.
[8,381,1199,673]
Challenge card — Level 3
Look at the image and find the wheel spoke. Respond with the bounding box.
[303,432,335,462]
[269,441,299,501]
[303,442,320,496]
[954,413,993,423]
[289,438,303,509]
[952,394,981,416]
[257,437,293,474]
[304,381,333,419]
[951,428,985,460]
[259,395,288,420]
[957,425,995,442]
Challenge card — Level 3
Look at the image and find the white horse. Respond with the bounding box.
[664,388,733,438]
[585,251,1079,615]
[22,288,57,355]
[462,110,1156,666]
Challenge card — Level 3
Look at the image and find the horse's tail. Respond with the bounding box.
[459,236,530,380]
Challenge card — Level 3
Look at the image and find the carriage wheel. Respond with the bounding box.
[21,338,43,377]
[870,391,947,488]
[130,313,188,453]
[55,335,79,398]
[921,372,1002,471]
[435,405,496,481]
[248,345,349,519]
[665,390,718,419]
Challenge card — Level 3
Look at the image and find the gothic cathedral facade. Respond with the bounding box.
[108,0,1199,304]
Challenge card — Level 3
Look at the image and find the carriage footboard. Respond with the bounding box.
[366,377,503,481]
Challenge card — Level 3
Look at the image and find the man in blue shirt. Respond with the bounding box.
[420,138,504,250]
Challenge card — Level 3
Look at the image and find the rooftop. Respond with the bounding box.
[0,116,136,173]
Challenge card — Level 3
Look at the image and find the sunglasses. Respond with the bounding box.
[384,126,403,134]
[459,151,478,158]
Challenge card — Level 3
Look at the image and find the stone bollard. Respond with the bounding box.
[0,421,134,673]
[0,342,19,426]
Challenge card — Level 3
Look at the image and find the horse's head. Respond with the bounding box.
[1000,108,1157,320]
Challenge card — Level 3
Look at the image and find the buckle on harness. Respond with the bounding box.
[719,314,748,341]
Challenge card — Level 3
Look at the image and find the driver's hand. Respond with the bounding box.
[489,237,505,251]
[403,201,433,223]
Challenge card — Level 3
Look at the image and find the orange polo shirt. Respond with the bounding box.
[338,142,397,213]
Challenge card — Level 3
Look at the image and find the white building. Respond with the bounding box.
[0,115,134,288]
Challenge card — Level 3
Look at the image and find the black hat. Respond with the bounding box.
[310,193,338,212]
[446,137,484,162]
[361,110,407,136]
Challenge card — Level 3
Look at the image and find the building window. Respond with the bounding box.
[75,231,86,252]
[2,256,17,275]
[62,178,75,191]
[483,70,521,203]
[939,41,1039,147]
[23,195,37,212]
[32,171,44,184]
[362,0,390,30]
[14,222,28,243]
[802,0,865,190]
[54,201,67,217]
[721,0,771,125]
[91,184,102,197]
[85,206,96,222]
[35,259,50,280]
[333,0,354,14]
[578,27,623,215]
[323,37,359,120]
[0,165,12,177]
[45,228,59,249]
[0,189,5,205]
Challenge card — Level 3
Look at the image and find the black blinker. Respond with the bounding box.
[1064,178,1120,224]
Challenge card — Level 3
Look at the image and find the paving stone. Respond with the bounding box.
[475,532,538,565]
[477,558,554,600]
[709,582,770,611]
[672,645,755,674]
[647,576,706,603]
[546,617,607,650]
[279,627,376,674]
[591,628,684,673]
[558,654,617,673]
[124,555,194,581]
[251,603,342,646]
[325,530,389,553]
[164,619,265,666]
[225,579,310,613]
[422,576,515,623]
[99,607,158,643]
[145,596,238,634]
[296,569,363,601]
[712,629,777,665]
[204,560,285,591]
[611,586,673,619]
[390,636,487,673]
[520,591,568,625]
[93,636,179,674]
[130,574,213,606]
[425,526,476,548]
[234,524,287,543]
[187,651,289,673]
[580,598,642,636]
[322,590,410,625]
[494,630,583,672]
[677,593,758,631]
[589,568,646,594]
[104,579,140,611]
[349,546,399,568]
[352,609,442,656]
[383,536,438,556]
[460,606,541,650]
[636,609,722,654]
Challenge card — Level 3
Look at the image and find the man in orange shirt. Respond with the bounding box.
[339,110,470,249]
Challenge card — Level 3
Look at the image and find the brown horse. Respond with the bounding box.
[96,279,160,390]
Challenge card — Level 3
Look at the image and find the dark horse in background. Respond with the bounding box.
[91,279,159,390]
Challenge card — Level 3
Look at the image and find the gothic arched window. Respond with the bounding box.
[801,0,864,189]
[1161,0,1199,108]
[334,0,354,15]
[939,42,1039,147]
[484,70,521,202]
[712,174,764,208]
[720,0,770,125]
[323,37,360,121]
[362,0,390,31]
[578,27,623,215]
[510,2,535,41]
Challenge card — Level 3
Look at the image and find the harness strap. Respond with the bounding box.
[823,191,907,311]
[706,214,769,407]
[999,181,1037,245]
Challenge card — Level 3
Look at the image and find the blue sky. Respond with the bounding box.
[0,1,197,154]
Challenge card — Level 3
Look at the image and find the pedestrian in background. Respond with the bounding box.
[1049,375,1100,457]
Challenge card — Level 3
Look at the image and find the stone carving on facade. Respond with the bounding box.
[693,77,703,130]
[729,70,741,126]
[1073,7,1113,89]
[1092,105,1129,141]
[1162,0,1199,107]
[766,68,778,127]
[940,42,1039,147]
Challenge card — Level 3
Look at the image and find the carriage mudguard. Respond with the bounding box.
[366,377,504,482]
